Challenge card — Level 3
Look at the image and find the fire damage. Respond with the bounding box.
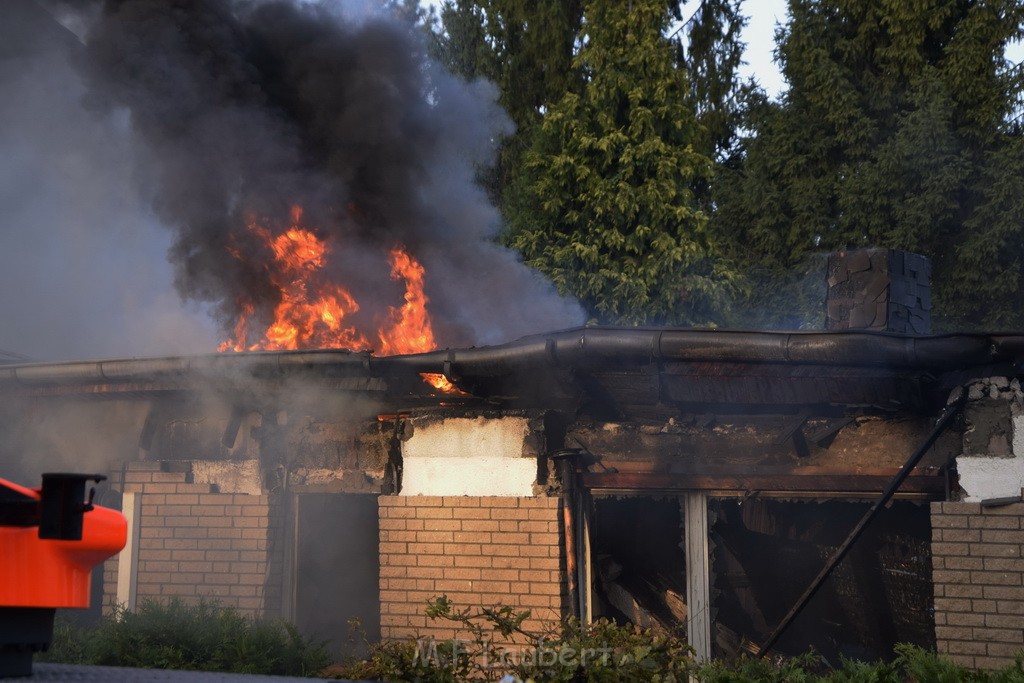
[2,0,1022,670]
[0,12,1022,639]
[712,499,934,661]
[2,245,1024,662]
[579,494,935,662]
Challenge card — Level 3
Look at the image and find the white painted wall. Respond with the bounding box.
[400,417,538,496]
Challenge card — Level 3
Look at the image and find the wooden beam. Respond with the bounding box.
[592,463,944,477]
[580,470,945,496]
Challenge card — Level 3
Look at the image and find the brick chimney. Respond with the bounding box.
[825,249,931,334]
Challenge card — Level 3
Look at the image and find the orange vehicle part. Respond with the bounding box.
[0,477,126,608]
[0,473,127,677]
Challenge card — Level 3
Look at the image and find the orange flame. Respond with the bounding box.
[219,206,465,395]
[377,247,434,356]
[218,207,367,352]
[420,372,467,394]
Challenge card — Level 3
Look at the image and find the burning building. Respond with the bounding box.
[0,248,1023,668]
[1,0,1023,671]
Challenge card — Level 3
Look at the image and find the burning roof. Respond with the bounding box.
[0,0,585,364]
[217,206,434,355]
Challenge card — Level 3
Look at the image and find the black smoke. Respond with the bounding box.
[78,0,583,348]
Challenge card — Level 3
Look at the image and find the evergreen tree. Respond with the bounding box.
[507,0,737,326]
[423,0,495,86]
[427,0,583,206]
[713,0,1024,330]
[680,0,748,164]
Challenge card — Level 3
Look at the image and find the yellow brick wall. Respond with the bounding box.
[932,501,1024,669]
[378,495,566,643]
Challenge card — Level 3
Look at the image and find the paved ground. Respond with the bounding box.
[0,663,352,681]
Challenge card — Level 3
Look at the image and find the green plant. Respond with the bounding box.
[698,651,826,683]
[330,595,694,682]
[45,618,90,665]
[825,655,900,683]
[332,597,1024,682]
[39,599,330,677]
[505,0,739,327]
[696,646,1024,683]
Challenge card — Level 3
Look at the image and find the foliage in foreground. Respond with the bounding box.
[331,596,1024,682]
[39,599,331,677]
[700,644,1024,683]
[39,596,1024,681]
[332,595,691,682]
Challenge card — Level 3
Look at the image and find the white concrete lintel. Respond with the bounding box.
[400,416,538,496]
[401,456,536,496]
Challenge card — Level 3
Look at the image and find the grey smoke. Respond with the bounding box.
[0,0,218,360]
[74,0,583,349]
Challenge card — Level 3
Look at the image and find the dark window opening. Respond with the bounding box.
[589,496,687,636]
[711,499,934,663]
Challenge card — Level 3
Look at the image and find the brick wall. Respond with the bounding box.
[379,496,566,643]
[932,501,1024,669]
[103,462,281,618]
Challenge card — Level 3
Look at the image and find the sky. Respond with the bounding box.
[736,1,1024,98]
[737,0,788,97]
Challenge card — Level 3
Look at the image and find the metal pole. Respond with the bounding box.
[755,387,966,657]
[561,485,579,617]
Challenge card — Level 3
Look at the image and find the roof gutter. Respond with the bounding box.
[381,327,1011,377]
[0,327,1018,386]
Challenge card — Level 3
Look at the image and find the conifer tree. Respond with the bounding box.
[713,0,1024,330]
[682,0,747,164]
[427,0,583,206]
[507,0,736,325]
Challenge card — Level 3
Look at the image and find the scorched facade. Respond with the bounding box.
[0,250,1022,667]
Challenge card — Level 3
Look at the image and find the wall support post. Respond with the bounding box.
[683,492,711,661]
[115,492,141,610]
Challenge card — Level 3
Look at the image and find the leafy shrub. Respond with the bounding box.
[330,595,693,682]
[39,599,331,677]
[325,638,454,682]
[698,651,828,683]
[329,596,1024,683]
[696,645,1024,683]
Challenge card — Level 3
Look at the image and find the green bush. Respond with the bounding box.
[44,597,1024,682]
[39,599,331,677]
[329,596,1024,683]
[331,596,693,682]
[649,644,1024,683]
